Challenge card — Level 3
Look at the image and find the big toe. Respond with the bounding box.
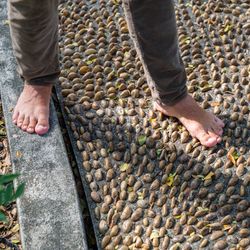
[197,132,218,148]
[35,117,49,135]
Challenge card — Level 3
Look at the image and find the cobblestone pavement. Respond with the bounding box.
[57,0,250,249]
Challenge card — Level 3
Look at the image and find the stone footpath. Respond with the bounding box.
[57,0,250,249]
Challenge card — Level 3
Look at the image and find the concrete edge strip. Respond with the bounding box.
[0,2,88,249]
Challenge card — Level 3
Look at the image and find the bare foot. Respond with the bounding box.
[12,84,52,135]
[154,94,225,147]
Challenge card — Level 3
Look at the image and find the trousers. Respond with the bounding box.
[8,0,187,105]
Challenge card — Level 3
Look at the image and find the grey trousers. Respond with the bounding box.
[8,0,187,106]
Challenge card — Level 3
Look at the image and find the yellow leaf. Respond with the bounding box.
[11,224,19,233]
[197,207,209,212]
[203,171,215,180]
[227,151,239,165]
[190,232,195,236]
[166,176,174,187]
[3,20,10,25]
[137,192,143,200]
[224,24,233,33]
[127,187,133,192]
[149,118,156,123]
[174,215,182,219]
[210,102,220,107]
[16,151,22,158]
[223,224,231,231]
[12,239,20,244]
[120,163,129,172]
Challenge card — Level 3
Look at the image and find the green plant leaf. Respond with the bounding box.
[156,149,162,157]
[138,135,146,146]
[0,211,7,222]
[12,183,25,200]
[0,190,7,205]
[0,173,20,185]
[4,183,14,205]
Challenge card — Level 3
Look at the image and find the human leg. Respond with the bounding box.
[8,0,59,135]
[122,0,224,147]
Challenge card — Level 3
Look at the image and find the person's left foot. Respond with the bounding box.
[12,84,52,135]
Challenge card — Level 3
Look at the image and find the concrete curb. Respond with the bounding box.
[0,1,88,249]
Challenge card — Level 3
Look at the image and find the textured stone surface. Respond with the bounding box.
[0,1,88,249]
[56,0,250,249]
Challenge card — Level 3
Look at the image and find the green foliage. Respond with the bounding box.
[0,173,25,222]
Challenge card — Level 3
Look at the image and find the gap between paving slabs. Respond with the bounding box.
[0,1,88,249]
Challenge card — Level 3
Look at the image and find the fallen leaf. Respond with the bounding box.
[203,171,215,180]
[166,173,176,187]
[174,215,182,219]
[11,240,20,244]
[210,102,220,107]
[16,151,22,158]
[188,64,195,69]
[197,207,209,212]
[227,151,239,165]
[156,149,162,157]
[224,24,233,33]
[223,224,231,231]
[149,118,156,123]
[112,0,119,5]
[3,20,10,25]
[11,224,19,233]
[137,192,143,200]
[120,163,129,172]
[138,135,146,146]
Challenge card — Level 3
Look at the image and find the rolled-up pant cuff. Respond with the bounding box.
[25,72,60,86]
[156,85,188,107]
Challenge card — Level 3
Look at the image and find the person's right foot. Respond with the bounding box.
[12,84,52,135]
[154,94,225,147]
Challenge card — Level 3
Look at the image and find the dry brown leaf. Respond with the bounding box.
[210,102,220,107]
[16,151,22,158]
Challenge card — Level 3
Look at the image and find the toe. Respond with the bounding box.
[212,124,223,136]
[216,137,222,143]
[17,114,25,128]
[35,117,49,135]
[197,132,218,148]
[27,117,37,134]
[21,116,30,131]
[214,117,225,127]
[12,110,19,124]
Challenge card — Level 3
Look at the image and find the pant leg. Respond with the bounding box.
[8,0,59,85]
[122,0,187,106]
